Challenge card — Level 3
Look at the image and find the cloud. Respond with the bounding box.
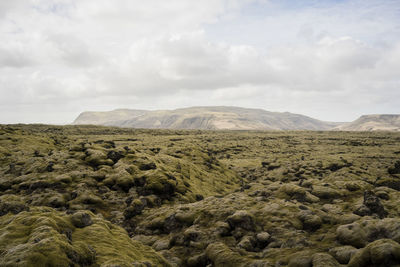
[0,0,26,18]
[0,0,399,124]
[0,42,36,68]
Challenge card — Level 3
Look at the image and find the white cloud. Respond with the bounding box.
[0,0,399,124]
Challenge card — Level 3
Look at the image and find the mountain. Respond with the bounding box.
[73,106,340,130]
[334,114,400,131]
[73,109,148,125]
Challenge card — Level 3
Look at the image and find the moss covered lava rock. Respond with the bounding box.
[0,207,170,266]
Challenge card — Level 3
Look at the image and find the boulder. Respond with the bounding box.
[139,161,157,171]
[183,227,203,242]
[311,185,341,200]
[124,199,145,220]
[206,242,249,266]
[375,190,390,200]
[107,150,124,164]
[375,177,400,191]
[279,184,307,202]
[237,235,256,251]
[379,218,400,243]
[311,253,340,267]
[214,221,231,236]
[298,210,322,231]
[388,160,400,175]
[336,222,367,248]
[329,245,358,264]
[0,197,28,216]
[287,252,312,267]
[227,210,255,231]
[85,149,113,167]
[345,183,361,192]
[354,191,387,219]
[70,211,93,228]
[348,239,400,267]
[256,232,271,245]
[186,253,208,267]
[152,238,170,251]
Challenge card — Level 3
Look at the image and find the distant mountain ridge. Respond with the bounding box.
[72,107,400,131]
[73,106,340,130]
[73,109,148,125]
[334,114,400,132]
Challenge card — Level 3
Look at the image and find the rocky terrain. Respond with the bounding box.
[334,115,400,132]
[73,106,340,130]
[1,124,400,266]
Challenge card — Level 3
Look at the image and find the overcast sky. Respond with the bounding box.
[0,0,399,124]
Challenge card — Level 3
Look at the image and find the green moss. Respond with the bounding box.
[205,242,261,267]
[0,194,28,216]
[2,125,400,265]
[85,149,113,167]
[0,207,170,266]
[348,239,400,267]
[73,220,169,266]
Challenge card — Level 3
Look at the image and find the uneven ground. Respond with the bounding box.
[0,125,400,266]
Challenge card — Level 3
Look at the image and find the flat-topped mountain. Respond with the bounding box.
[334,114,400,132]
[73,106,340,130]
[73,109,148,125]
[73,107,400,131]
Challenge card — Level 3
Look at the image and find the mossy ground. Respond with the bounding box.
[1,124,400,266]
[0,207,169,266]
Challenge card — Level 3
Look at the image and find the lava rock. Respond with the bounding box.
[345,183,361,192]
[256,232,271,245]
[354,190,387,219]
[0,200,28,216]
[226,210,255,231]
[152,239,170,251]
[139,162,157,171]
[107,150,124,164]
[237,235,256,251]
[375,190,390,200]
[186,253,208,267]
[348,239,400,267]
[214,221,231,237]
[298,210,322,231]
[124,199,145,220]
[183,227,203,242]
[70,211,93,228]
[329,245,358,264]
[388,160,400,175]
[287,252,312,267]
[311,253,340,267]
[312,185,341,200]
[336,222,367,248]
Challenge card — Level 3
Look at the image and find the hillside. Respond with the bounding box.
[73,106,340,130]
[73,109,148,125]
[334,114,400,131]
[1,125,400,266]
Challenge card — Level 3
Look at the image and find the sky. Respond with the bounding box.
[0,0,399,124]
